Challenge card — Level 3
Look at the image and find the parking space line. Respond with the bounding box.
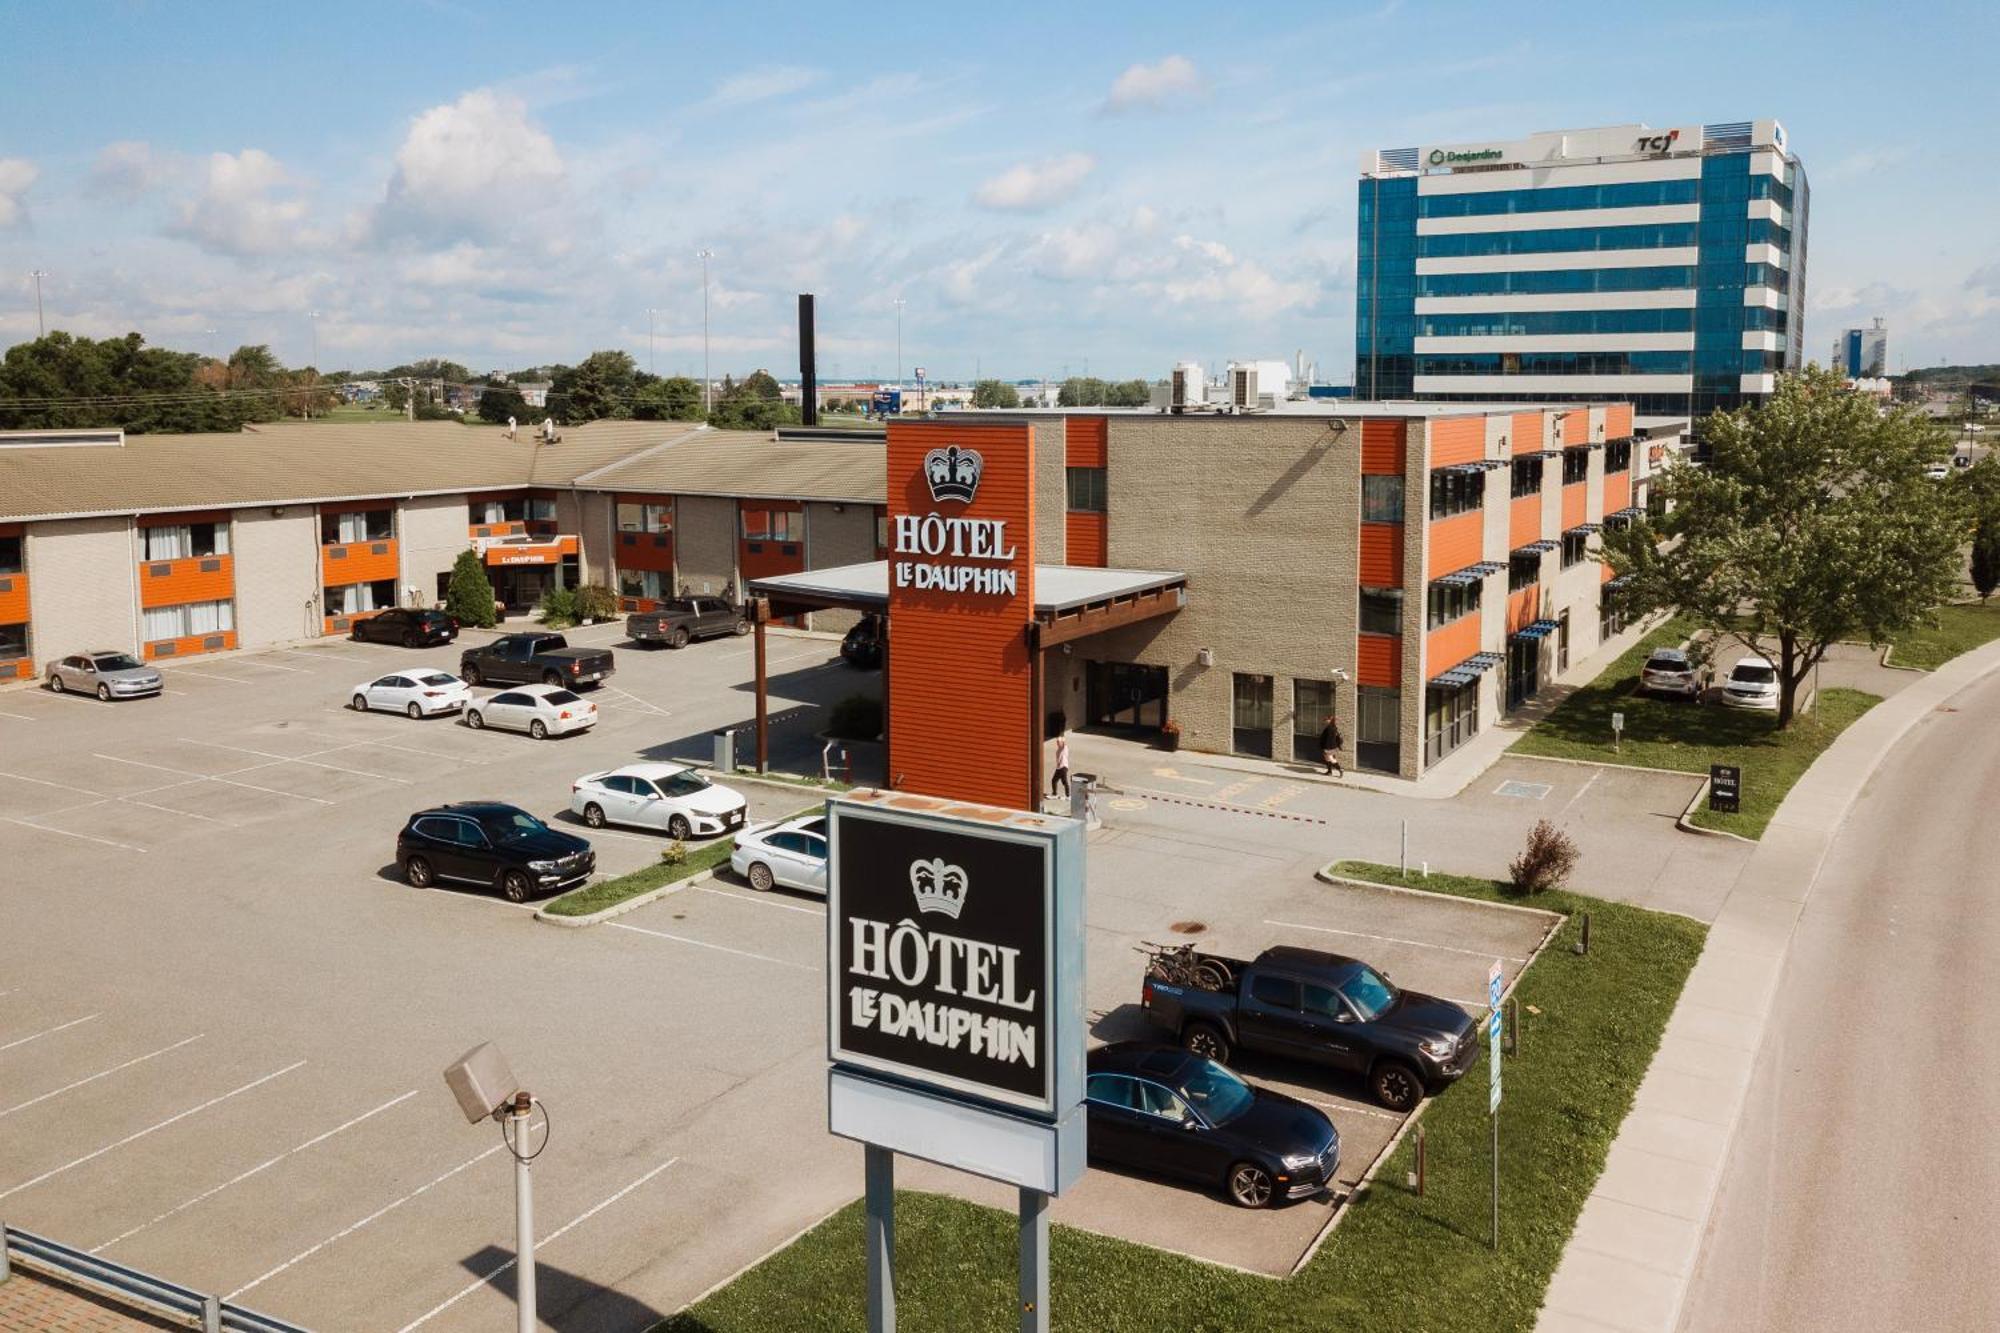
[350,736,489,762]
[0,1061,307,1203]
[1262,918,1528,964]
[0,707,38,721]
[687,884,823,917]
[575,826,660,845]
[396,1155,682,1331]
[0,769,108,798]
[0,1013,101,1055]
[597,685,672,718]
[0,814,149,852]
[225,1143,504,1301]
[1297,1096,1404,1123]
[608,921,819,971]
[163,668,256,686]
[93,1089,419,1254]
[93,754,334,805]
[0,1035,205,1121]
[229,658,307,673]
[181,738,411,784]
[123,797,230,823]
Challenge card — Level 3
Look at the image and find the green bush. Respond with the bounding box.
[538,586,579,627]
[826,693,883,740]
[575,584,619,622]
[444,549,498,628]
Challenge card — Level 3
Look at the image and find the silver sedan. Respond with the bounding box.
[46,650,163,701]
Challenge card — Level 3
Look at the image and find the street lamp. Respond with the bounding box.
[443,1043,548,1333]
[28,269,47,338]
[646,307,659,377]
[894,298,906,386]
[696,250,714,413]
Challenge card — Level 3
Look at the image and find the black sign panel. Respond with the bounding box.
[830,808,1053,1113]
[1709,764,1741,814]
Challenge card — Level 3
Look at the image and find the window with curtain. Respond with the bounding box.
[617,502,671,533]
[324,510,393,543]
[527,497,558,522]
[144,599,234,640]
[619,569,666,601]
[741,508,799,541]
[143,525,188,560]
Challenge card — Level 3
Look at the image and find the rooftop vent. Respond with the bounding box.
[0,428,126,450]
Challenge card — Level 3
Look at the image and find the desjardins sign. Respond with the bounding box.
[1429,147,1506,166]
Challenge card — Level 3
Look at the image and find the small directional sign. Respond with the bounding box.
[1487,960,1504,1113]
[1709,764,1741,814]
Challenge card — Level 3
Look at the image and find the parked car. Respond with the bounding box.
[351,607,458,648]
[626,597,749,649]
[396,802,594,902]
[1140,946,1478,1111]
[1954,452,1975,470]
[1640,647,1701,699]
[1925,461,1952,481]
[730,813,828,893]
[45,651,162,701]
[350,669,471,718]
[1085,1044,1340,1208]
[1721,655,1780,710]
[459,632,614,689]
[464,683,598,739]
[570,762,748,839]
[840,613,886,669]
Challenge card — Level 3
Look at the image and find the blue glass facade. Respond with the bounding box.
[1356,175,1417,399]
[1691,153,1752,417]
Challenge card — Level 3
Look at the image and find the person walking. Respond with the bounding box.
[1319,715,1344,778]
[1051,732,1071,798]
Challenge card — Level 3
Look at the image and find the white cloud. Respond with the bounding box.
[1103,55,1202,113]
[972,153,1096,213]
[706,65,823,109]
[170,150,321,257]
[0,157,38,228]
[89,141,166,199]
[375,90,566,242]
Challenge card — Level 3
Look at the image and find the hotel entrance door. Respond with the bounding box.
[1087,661,1168,730]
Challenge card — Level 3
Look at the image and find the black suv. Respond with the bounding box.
[396,802,594,902]
[354,607,459,648]
[840,613,886,669]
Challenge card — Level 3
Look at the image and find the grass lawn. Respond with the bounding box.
[1890,599,2000,670]
[655,864,1704,1333]
[1512,617,1882,838]
[541,837,737,917]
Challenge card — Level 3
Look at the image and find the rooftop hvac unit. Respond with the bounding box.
[1170,362,1206,409]
[1227,360,1293,412]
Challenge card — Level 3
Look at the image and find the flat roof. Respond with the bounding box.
[961,401,1628,420]
[748,560,1186,615]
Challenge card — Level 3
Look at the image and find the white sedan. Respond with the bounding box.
[570,762,748,840]
[730,814,828,894]
[351,669,471,718]
[1721,656,1780,710]
[465,683,597,739]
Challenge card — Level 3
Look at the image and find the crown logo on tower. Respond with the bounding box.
[923,445,983,504]
[909,857,970,920]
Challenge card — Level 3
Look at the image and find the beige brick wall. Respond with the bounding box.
[676,496,737,600]
[233,507,322,647]
[571,491,616,585]
[805,501,878,633]
[1034,417,1066,565]
[399,494,471,608]
[27,517,140,656]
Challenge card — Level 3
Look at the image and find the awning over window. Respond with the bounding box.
[1430,560,1505,588]
[1565,522,1602,536]
[1604,574,1634,591]
[1511,618,1561,641]
[1430,651,1504,689]
[1436,460,1505,475]
[1513,539,1558,555]
[1607,506,1644,522]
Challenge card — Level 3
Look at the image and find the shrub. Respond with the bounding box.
[1508,819,1579,896]
[538,587,579,627]
[575,584,619,622]
[827,693,884,740]
[660,839,688,867]
[444,549,498,628]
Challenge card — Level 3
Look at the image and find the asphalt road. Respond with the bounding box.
[1679,666,2000,1330]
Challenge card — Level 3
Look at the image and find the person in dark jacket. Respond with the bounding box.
[1319,717,1344,777]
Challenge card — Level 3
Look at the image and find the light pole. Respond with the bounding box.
[307,311,322,419]
[646,307,659,377]
[696,250,714,412]
[894,298,906,386]
[29,269,47,338]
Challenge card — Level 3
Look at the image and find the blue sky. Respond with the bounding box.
[1,0,1995,381]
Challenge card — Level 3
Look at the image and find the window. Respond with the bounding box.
[1509,553,1540,591]
[1418,350,1694,377]
[1359,587,1403,636]
[1602,588,1628,639]
[322,509,392,544]
[1249,975,1299,1009]
[0,622,25,658]
[328,580,396,615]
[1418,265,1697,298]
[1355,686,1401,774]
[1428,469,1483,520]
[1085,1073,1138,1110]
[1510,455,1543,498]
[1231,673,1273,759]
[1417,178,1700,218]
[1419,308,1695,338]
[1135,1082,1191,1123]
[0,534,20,574]
[1562,448,1590,486]
[616,501,672,533]
[741,507,800,542]
[1362,475,1404,523]
[1418,222,1697,259]
[1065,467,1107,512]
[1605,438,1633,473]
[619,569,667,602]
[1426,580,1481,629]
[1425,679,1480,764]
[143,598,234,641]
[1561,531,1589,569]
[142,522,229,561]
[527,497,557,523]
[1301,983,1346,1021]
[1292,678,1337,764]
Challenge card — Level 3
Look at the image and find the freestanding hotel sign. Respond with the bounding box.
[826,790,1085,1333]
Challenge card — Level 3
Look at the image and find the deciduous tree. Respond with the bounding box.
[970,379,1020,409]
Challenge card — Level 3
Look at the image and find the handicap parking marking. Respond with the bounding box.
[608,919,821,971]
[0,1013,102,1055]
[0,813,150,852]
[1494,779,1554,800]
[1263,917,1530,964]
[0,1035,206,1121]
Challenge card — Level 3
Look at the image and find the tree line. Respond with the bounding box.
[0,332,333,433]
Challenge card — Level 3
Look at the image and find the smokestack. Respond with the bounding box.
[798,293,818,427]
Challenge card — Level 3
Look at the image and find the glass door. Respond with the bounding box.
[1292,679,1337,764]
[1231,673,1273,758]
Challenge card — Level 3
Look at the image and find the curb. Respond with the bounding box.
[1313,864,1566,923]
[686,767,852,799]
[1671,780,1758,844]
[1506,751,1710,780]
[535,866,720,928]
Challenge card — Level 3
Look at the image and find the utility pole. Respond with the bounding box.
[697,250,714,413]
[307,311,321,419]
[29,269,47,338]
[646,307,659,377]
[894,298,906,385]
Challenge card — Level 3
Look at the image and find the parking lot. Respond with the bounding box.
[0,622,1559,1324]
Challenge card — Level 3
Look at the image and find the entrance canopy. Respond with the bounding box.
[476,533,579,566]
[748,560,1187,645]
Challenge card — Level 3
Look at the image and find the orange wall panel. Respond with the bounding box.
[1359,522,1404,586]
[615,530,676,574]
[322,540,398,585]
[740,537,805,582]
[1508,585,1540,633]
[1065,511,1107,568]
[0,660,29,680]
[1562,482,1587,530]
[887,420,1037,810]
[1429,417,1485,468]
[1426,615,1482,677]
[1426,511,1483,579]
[1066,415,1107,468]
[143,630,237,661]
[1560,410,1587,446]
[1510,494,1543,549]
[138,554,234,610]
[1357,632,1400,687]
[1603,472,1631,515]
[0,573,27,624]
[1511,411,1545,454]
[1360,419,1404,474]
[1603,403,1633,439]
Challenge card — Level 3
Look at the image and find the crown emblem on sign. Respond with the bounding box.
[909,857,969,919]
[923,445,983,504]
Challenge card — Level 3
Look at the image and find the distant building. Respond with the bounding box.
[516,382,553,409]
[1833,318,1888,378]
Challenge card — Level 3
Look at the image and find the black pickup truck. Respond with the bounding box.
[459,632,615,689]
[626,597,749,649]
[1141,945,1479,1111]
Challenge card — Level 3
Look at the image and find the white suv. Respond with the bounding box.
[1721,657,1780,710]
[1640,648,1700,699]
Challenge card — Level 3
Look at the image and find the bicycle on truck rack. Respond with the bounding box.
[1136,940,1234,992]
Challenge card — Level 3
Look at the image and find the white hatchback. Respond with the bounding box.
[570,763,748,840]
[730,814,828,894]
[1721,656,1780,710]
[351,669,471,718]
[465,683,598,739]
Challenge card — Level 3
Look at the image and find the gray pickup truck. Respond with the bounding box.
[459,632,615,689]
[626,596,750,649]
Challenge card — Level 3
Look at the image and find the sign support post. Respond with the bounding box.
[1018,1187,1049,1333]
[1488,958,1504,1252]
[865,1144,896,1333]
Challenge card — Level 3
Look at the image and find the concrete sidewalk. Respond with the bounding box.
[1534,635,2000,1332]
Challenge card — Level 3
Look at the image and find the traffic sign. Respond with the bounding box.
[1611,711,1625,731]
[1487,960,1503,1113]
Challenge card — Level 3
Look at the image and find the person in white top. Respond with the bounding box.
[506,415,517,440]
[1050,733,1072,797]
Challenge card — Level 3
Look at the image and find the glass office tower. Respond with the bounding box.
[1356,121,1808,422]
